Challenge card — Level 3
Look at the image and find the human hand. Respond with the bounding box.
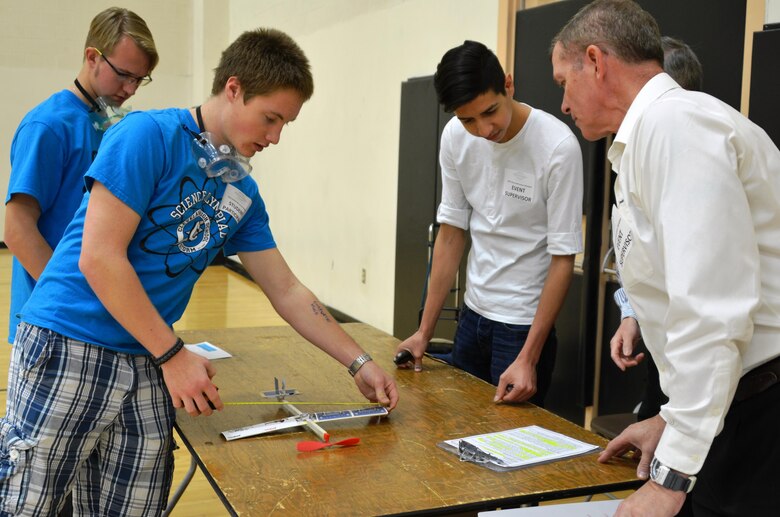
[160,348,222,417]
[613,480,686,516]
[598,414,665,479]
[394,331,428,372]
[610,317,645,371]
[354,361,399,410]
[494,360,537,403]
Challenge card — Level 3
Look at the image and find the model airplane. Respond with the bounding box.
[221,405,388,441]
[221,378,388,442]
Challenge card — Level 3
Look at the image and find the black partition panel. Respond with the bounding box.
[394,77,441,340]
[393,77,460,341]
[514,0,746,424]
[749,24,780,147]
[515,0,604,425]
[641,0,745,109]
[515,0,745,108]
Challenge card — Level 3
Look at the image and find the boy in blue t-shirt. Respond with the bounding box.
[0,28,398,516]
[4,7,158,344]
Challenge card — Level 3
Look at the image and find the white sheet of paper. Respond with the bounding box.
[445,425,599,468]
[479,499,621,516]
[185,342,232,360]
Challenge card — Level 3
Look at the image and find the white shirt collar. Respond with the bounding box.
[609,73,680,168]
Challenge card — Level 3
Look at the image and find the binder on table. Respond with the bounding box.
[438,425,600,472]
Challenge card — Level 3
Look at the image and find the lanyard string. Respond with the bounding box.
[73,79,101,112]
[195,105,205,132]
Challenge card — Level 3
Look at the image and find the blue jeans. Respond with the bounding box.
[451,305,557,407]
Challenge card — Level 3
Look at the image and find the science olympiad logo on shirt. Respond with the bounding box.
[175,209,211,253]
[140,176,251,277]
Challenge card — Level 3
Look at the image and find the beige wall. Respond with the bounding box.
[0,0,498,335]
[769,0,780,21]
[225,0,499,332]
[0,0,197,236]
[0,0,231,233]
[3,0,773,335]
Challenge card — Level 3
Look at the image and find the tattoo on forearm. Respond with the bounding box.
[311,301,332,323]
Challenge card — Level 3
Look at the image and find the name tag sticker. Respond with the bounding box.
[613,212,634,272]
[611,204,653,288]
[220,184,252,222]
[504,178,534,203]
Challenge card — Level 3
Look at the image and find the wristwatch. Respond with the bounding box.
[650,457,697,493]
[347,353,372,377]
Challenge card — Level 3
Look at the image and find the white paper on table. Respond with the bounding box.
[185,342,232,360]
[479,499,621,516]
[442,425,599,469]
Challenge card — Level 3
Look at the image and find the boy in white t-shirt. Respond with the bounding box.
[395,40,583,407]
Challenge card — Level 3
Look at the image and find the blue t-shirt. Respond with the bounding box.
[20,108,276,354]
[5,90,101,343]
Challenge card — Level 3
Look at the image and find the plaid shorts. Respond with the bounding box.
[0,323,176,516]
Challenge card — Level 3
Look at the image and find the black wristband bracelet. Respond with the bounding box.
[152,337,184,368]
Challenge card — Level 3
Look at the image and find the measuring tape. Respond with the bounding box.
[224,401,382,406]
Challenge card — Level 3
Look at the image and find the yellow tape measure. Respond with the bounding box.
[224,401,381,406]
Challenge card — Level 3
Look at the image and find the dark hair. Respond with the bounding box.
[212,28,314,102]
[551,0,663,67]
[662,36,703,91]
[433,40,506,113]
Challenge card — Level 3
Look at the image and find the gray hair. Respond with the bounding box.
[551,0,663,66]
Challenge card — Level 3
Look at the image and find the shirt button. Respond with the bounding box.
[9,449,20,461]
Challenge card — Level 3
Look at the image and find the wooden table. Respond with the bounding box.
[173,324,641,516]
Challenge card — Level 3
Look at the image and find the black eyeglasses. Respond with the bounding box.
[95,48,152,87]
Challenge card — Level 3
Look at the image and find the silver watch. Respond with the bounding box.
[650,457,697,493]
[347,353,372,376]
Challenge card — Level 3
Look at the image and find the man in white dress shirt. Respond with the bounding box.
[610,36,704,422]
[551,1,780,515]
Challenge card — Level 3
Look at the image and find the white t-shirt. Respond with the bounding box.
[610,73,780,474]
[437,105,583,324]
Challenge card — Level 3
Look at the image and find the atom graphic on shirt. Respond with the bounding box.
[140,175,230,278]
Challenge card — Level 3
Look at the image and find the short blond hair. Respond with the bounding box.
[84,7,159,72]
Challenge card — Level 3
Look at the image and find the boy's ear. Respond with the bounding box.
[84,47,100,68]
[504,73,515,99]
[504,73,513,90]
[225,76,243,102]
